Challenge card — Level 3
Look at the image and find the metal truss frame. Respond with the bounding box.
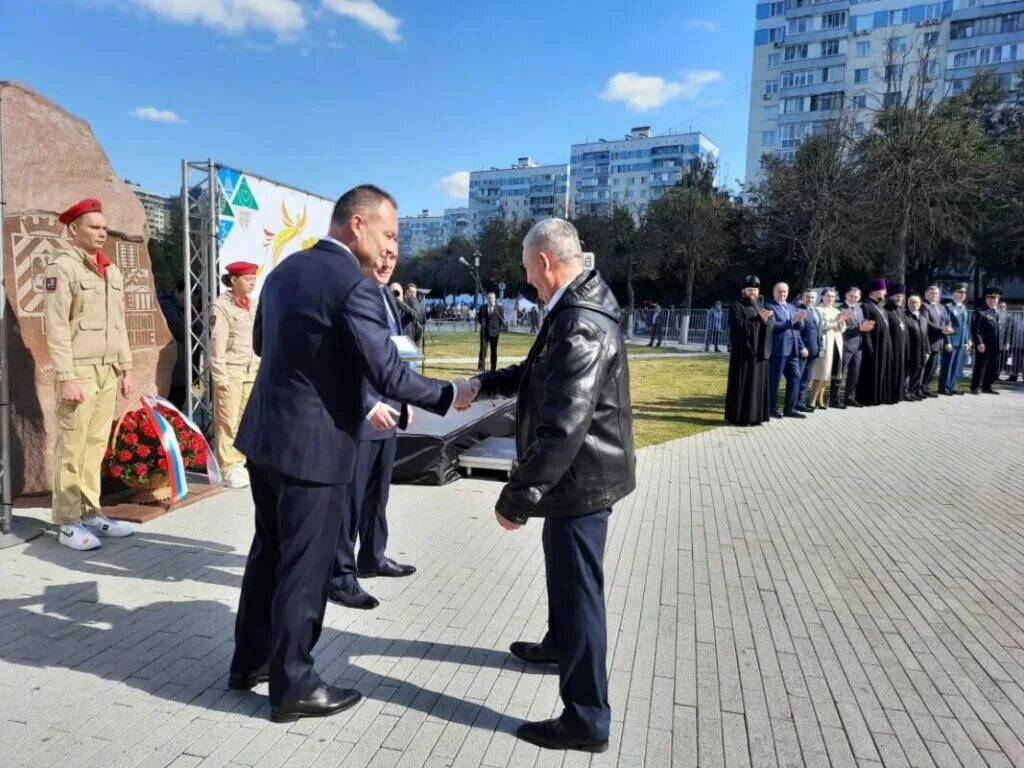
[182,159,218,434]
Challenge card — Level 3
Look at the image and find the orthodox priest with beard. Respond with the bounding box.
[725,276,775,426]
[857,278,894,406]
[884,285,908,404]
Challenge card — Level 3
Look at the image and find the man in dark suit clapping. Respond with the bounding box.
[228,185,475,723]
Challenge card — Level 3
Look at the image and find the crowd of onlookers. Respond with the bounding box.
[724,277,1019,427]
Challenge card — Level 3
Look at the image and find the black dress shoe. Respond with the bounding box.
[771,410,784,419]
[970,388,980,395]
[796,405,813,413]
[228,664,269,690]
[832,401,846,409]
[510,641,559,665]
[271,683,361,723]
[328,586,380,610]
[785,411,806,419]
[845,399,863,407]
[982,388,1000,395]
[358,558,416,578]
[516,718,608,752]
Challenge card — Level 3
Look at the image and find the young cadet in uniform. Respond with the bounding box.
[210,261,260,489]
[44,198,134,550]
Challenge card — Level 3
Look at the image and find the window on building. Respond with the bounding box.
[783,96,807,114]
[811,92,843,112]
[853,122,866,137]
[885,64,905,83]
[855,68,870,84]
[762,130,777,147]
[765,79,779,95]
[821,39,840,57]
[823,11,847,30]
[924,31,940,47]
[768,53,781,68]
[788,17,809,34]
[785,43,809,61]
[856,41,871,57]
[853,94,868,109]
[763,104,778,120]
[888,36,907,53]
[889,8,910,25]
[925,2,943,21]
[883,91,902,107]
[771,1,784,16]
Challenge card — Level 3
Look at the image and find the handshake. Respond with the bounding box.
[452,376,482,411]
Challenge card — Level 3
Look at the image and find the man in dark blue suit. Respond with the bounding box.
[228,186,475,723]
[794,288,820,413]
[328,241,417,611]
[766,282,808,418]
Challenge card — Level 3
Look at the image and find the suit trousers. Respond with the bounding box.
[478,334,499,372]
[769,355,803,415]
[537,509,612,740]
[331,438,397,590]
[231,463,347,707]
[831,347,862,403]
[52,364,118,525]
[796,355,815,406]
[971,348,1000,391]
[940,346,966,393]
[921,349,941,391]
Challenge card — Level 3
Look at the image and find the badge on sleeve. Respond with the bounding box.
[45,276,58,292]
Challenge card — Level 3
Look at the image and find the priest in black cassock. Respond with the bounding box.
[884,285,908,404]
[856,278,893,407]
[725,276,775,426]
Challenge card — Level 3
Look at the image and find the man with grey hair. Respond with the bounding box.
[464,217,635,752]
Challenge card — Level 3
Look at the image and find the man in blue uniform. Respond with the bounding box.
[940,284,971,395]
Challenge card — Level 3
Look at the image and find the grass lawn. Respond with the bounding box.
[423,351,729,449]
[421,330,536,360]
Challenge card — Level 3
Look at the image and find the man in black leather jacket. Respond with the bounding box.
[465,218,635,753]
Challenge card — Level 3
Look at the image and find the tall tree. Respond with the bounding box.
[642,159,731,311]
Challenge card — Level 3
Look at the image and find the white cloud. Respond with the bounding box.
[441,171,470,200]
[133,106,185,124]
[600,70,724,112]
[684,18,720,33]
[129,0,306,39]
[322,0,402,43]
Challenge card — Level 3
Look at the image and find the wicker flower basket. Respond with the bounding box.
[107,408,174,505]
[122,472,173,503]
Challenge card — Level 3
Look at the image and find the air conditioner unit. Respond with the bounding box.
[763,93,774,100]
[773,41,782,48]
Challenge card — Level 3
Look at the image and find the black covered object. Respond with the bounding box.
[393,397,516,485]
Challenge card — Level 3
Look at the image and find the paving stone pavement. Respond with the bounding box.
[1,388,1023,768]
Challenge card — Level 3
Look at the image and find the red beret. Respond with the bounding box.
[225,261,259,277]
[58,198,103,225]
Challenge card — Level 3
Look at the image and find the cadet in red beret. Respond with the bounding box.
[45,198,135,550]
[211,261,260,487]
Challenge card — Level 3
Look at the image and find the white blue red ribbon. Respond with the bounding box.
[138,395,223,501]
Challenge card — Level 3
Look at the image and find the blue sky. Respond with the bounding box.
[2,0,755,212]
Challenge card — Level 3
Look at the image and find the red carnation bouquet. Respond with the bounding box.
[104,403,208,487]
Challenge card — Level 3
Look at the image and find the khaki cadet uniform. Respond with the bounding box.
[44,246,132,525]
[210,292,259,473]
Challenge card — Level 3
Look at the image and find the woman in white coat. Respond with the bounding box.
[810,287,846,408]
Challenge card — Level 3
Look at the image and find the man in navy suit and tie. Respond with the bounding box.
[766,282,808,418]
[794,288,820,413]
[228,186,475,722]
[328,231,417,611]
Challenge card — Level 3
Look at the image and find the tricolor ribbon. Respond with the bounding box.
[138,395,223,501]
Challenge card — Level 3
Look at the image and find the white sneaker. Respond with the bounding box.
[81,513,134,538]
[59,523,102,551]
[224,466,250,489]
